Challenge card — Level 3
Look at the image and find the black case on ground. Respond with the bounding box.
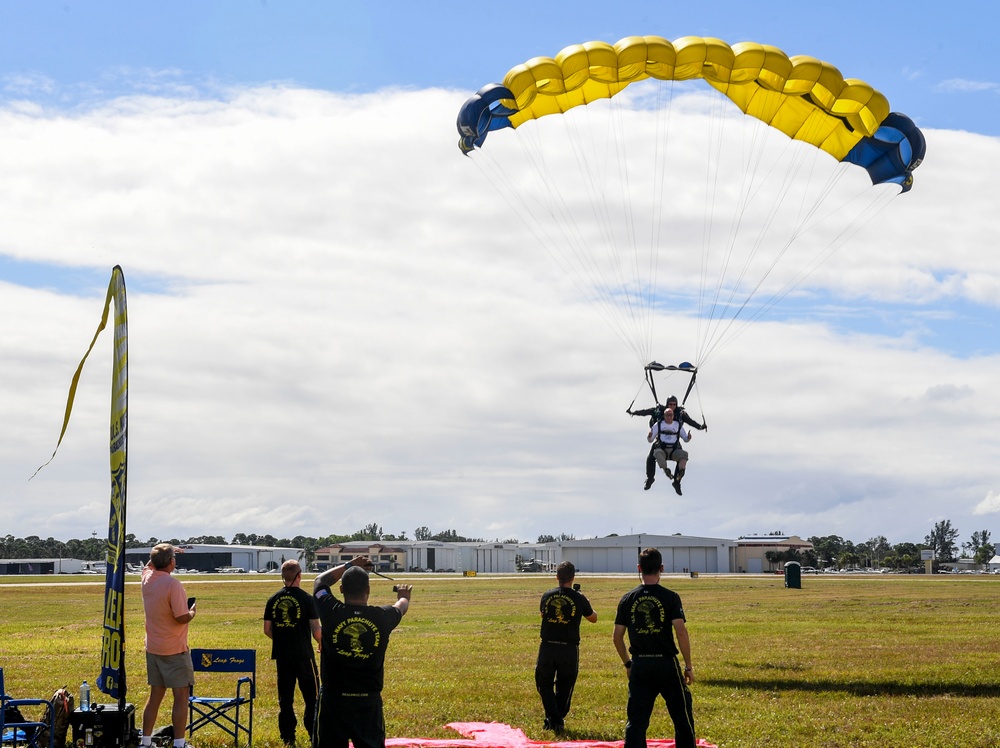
[69,704,136,748]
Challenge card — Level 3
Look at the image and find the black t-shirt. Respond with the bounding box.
[263,585,319,660]
[314,585,403,693]
[614,583,685,657]
[539,586,594,645]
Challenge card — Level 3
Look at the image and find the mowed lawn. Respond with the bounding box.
[2,573,999,748]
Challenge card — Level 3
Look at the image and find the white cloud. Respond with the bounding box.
[973,492,1000,516]
[1,71,56,97]
[935,79,1000,94]
[924,383,975,401]
[1,86,999,547]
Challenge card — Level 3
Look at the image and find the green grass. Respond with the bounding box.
[2,573,1000,748]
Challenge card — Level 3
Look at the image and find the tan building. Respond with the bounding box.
[315,543,406,572]
[734,535,814,574]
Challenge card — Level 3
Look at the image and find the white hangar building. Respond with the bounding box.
[124,543,304,573]
[552,533,735,574]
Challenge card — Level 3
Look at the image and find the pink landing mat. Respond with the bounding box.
[385,721,717,748]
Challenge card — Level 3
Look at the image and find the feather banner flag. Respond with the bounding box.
[33,265,129,700]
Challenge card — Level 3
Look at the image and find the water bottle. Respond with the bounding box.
[80,680,91,711]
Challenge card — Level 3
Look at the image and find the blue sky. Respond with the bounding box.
[1,1,996,134]
[1,1,998,548]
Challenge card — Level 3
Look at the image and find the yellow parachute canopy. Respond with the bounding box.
[501,35,889,162]
[456,33,924,371]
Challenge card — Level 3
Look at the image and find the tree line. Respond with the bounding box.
[2,520,993,567]
[0,525,486,562]
[760,521,994,569]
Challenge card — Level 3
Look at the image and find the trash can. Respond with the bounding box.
[784,561,801,589]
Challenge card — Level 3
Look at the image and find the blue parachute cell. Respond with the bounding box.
[844,112,926,192]
[457,84,517,153]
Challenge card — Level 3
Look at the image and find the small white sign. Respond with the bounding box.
[920,549,934,561]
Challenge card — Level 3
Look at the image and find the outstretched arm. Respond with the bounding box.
[629,406,657,418]
[393,584,412,617]
[679,410,705,431]
[313,555,373,593]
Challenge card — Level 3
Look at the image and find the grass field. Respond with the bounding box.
[2,573,999,748]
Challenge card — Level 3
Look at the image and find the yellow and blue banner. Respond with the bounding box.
[34,265,129,700]
[99,266,128,700]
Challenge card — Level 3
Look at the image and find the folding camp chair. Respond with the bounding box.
[0,669,55,748]
[188,649,255,747]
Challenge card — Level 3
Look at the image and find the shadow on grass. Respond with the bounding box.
[703,677,996,698]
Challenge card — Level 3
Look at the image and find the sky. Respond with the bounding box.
[1,1,998,550]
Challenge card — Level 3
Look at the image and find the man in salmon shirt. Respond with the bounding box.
[140,543,196,748]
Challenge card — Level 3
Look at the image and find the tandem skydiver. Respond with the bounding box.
[628,395,705,495]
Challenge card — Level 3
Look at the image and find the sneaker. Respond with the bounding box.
[643,477,654,490]
[663,466,673,479]
[672,480,683,496]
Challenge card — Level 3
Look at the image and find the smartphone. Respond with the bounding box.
[187,597,196,608]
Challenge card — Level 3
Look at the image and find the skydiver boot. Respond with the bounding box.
[672,467,685,495]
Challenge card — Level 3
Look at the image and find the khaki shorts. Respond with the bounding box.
[654,446,688,466]
[146,651,195,688]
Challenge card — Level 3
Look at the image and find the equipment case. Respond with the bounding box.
[69,704,136,748]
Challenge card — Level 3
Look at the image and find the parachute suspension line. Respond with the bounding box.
[645,366,660,406]
[470,135,647,365]
[698,101,800,365]
[680,367,698,408]
[697,87,770,367]
[558,109,629,316]
[695,90,719,365]
[696,89,743,368]
[697,192,898,367]
[697,139,834,366]
[708,128,814,343]
[686,377,706,428]
[700,94,757,366]
[647,79,677,364]
[517,94,642,363]
[615,80,674,365]
[605,89,650,364]
[627,377,651,414]
[693,98,882,367]
[548,108,653,367]
[695,170,901,368]
[586,98,656,366]
[614,87,649,363]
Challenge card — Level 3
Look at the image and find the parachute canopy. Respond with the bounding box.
[457,34,926,370]
[458,35,924,190]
